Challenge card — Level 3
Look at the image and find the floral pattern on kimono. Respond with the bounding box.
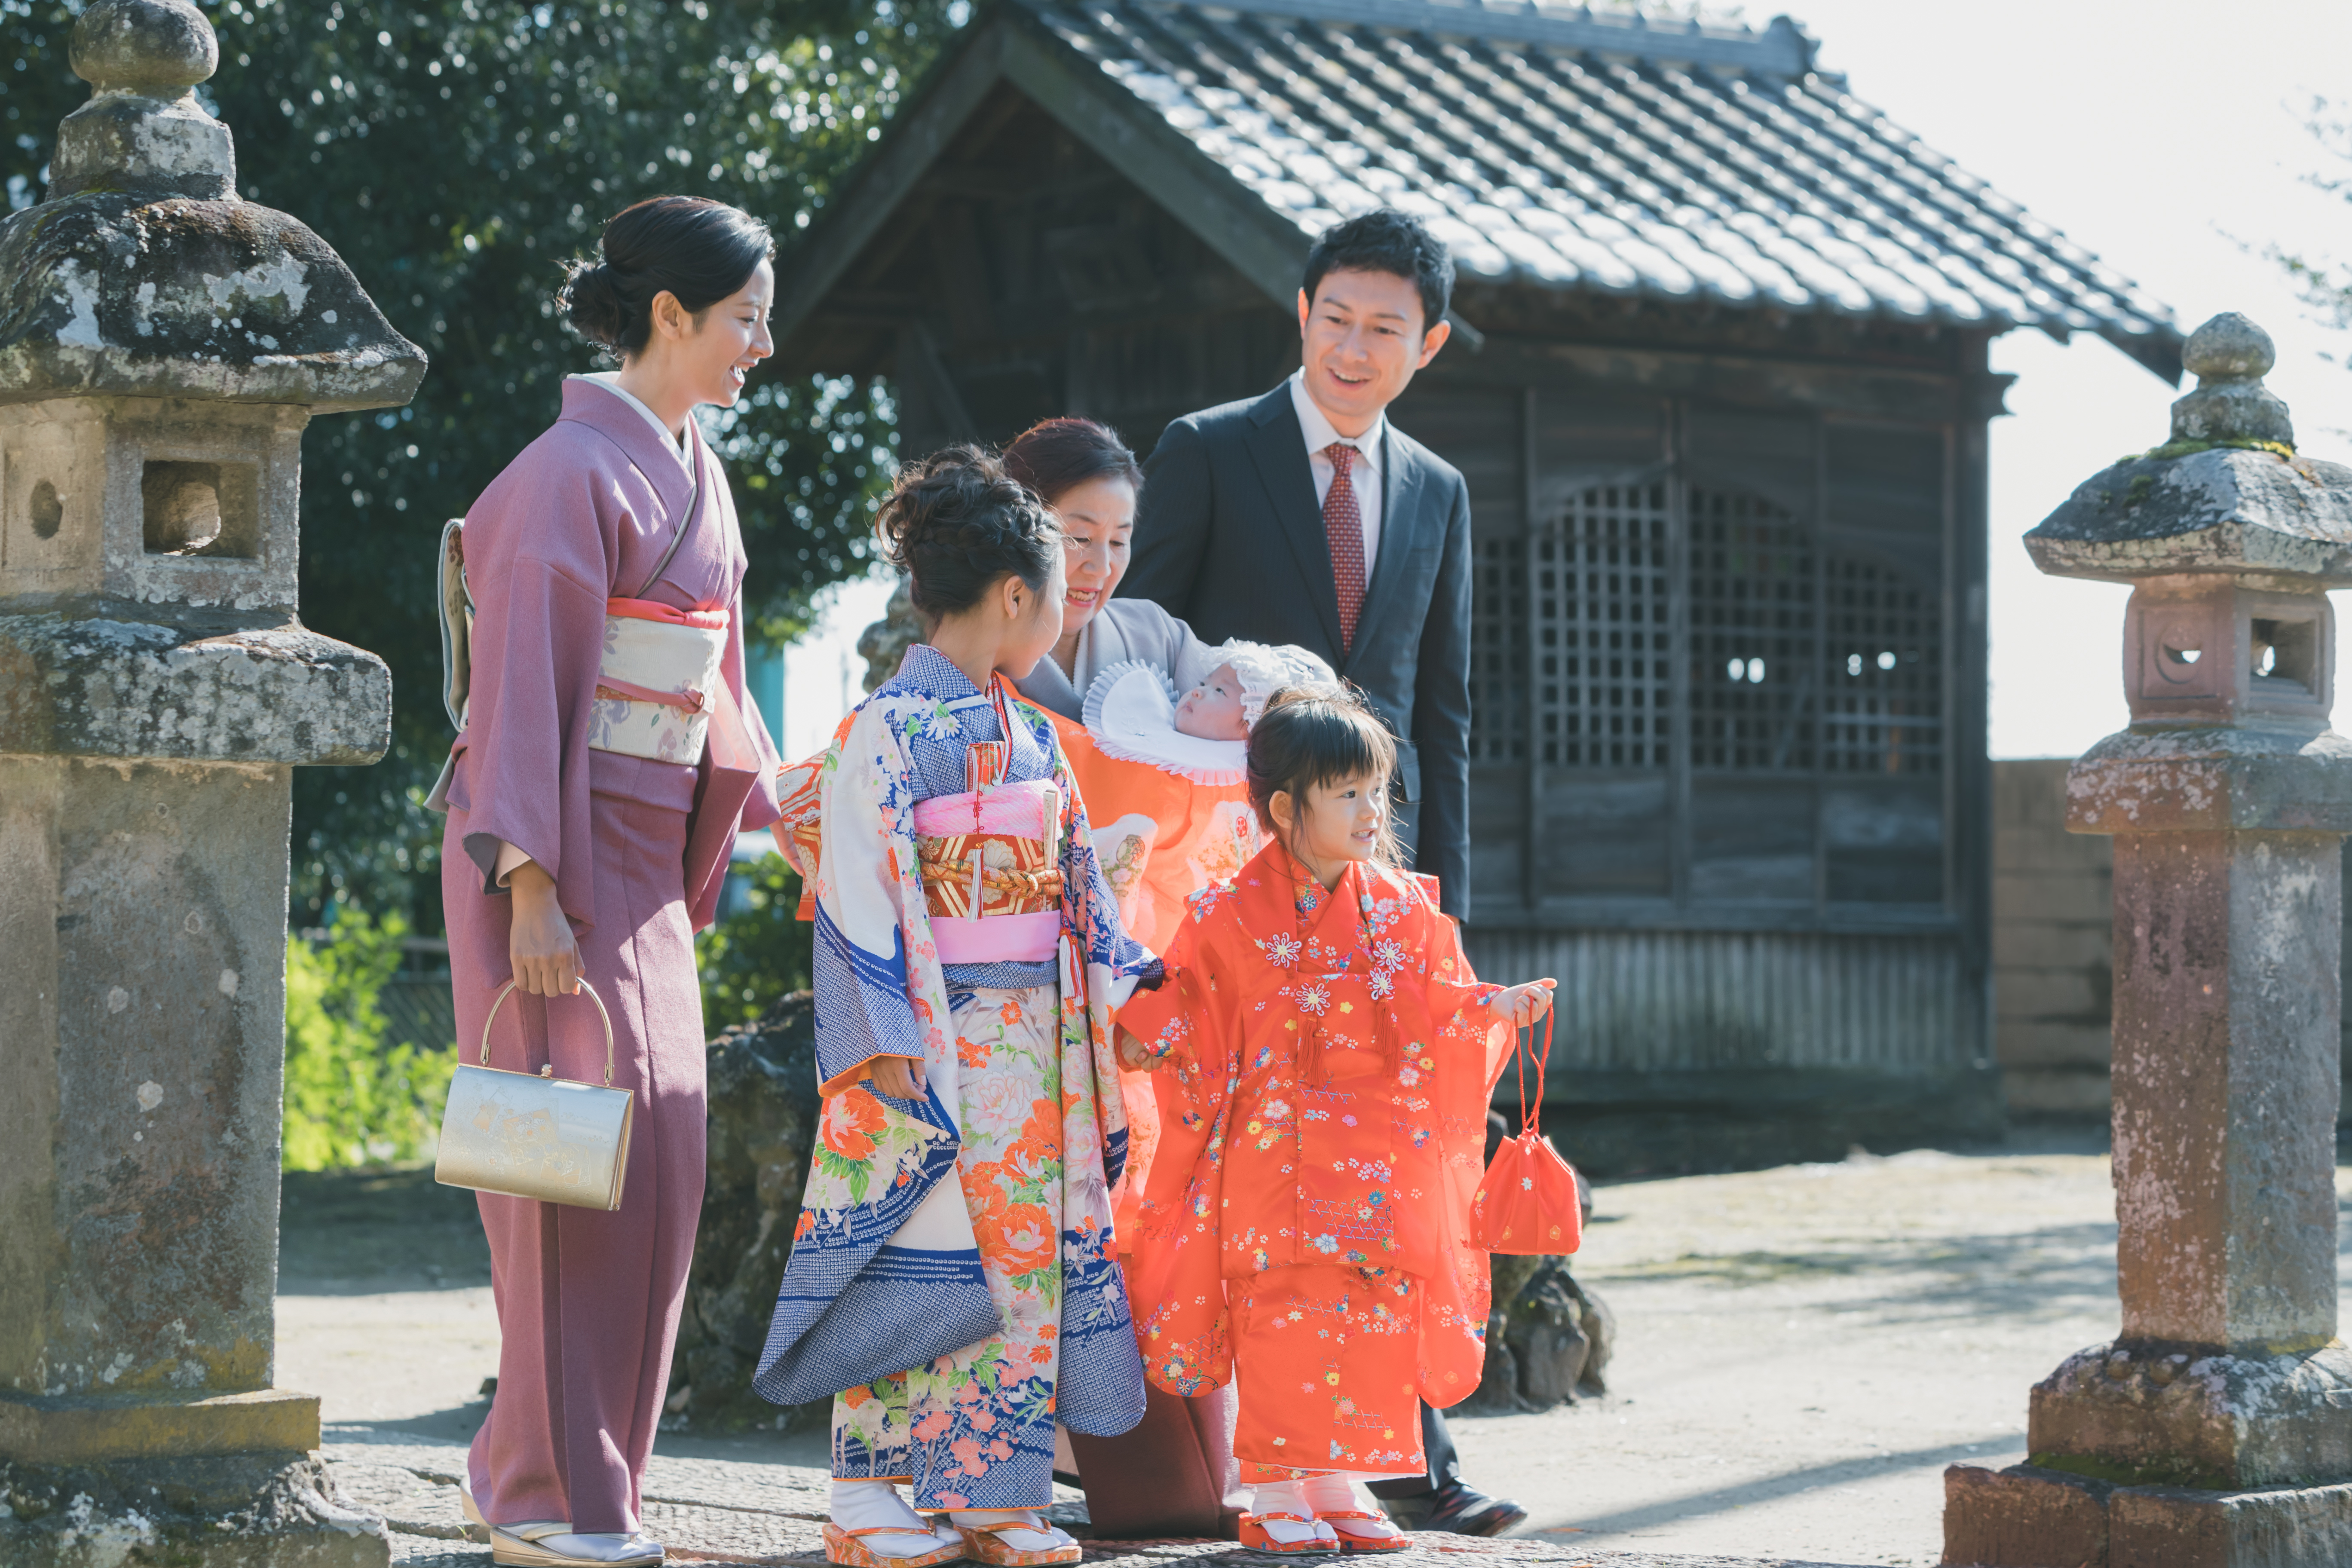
[753,648,1157,1507]
[831,984,1069,1502]
[1114,843,1513,1475]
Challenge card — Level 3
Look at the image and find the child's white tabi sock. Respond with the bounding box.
[1247,1480,1341,1547]
[1298,1473,1404,1541]
[949,1508,1075,1553]
[831,1479,954,1556]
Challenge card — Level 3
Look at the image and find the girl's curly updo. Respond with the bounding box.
[877,446,1062,619]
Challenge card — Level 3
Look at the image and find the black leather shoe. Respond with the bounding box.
[1419,1483,1528,1537]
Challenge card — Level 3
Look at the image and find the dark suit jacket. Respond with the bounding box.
[1121,382,1473,917]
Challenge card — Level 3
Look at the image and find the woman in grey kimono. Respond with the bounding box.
[1007,420,1222,722]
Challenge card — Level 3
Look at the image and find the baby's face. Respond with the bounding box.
[1174,663,1250,741]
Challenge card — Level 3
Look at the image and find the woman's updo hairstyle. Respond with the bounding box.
[1246,683,1403,868]
[877,446,1062,619]
[1001,417,1143,509]
[560,196,773,357]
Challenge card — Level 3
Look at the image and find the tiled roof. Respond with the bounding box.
[1021,0,2180,371]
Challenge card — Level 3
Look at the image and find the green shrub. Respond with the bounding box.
[698,854,814,1029]
[283,911,459,1170]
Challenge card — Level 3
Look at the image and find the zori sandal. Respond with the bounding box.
[489,1524,663,1567]
[460,1483,567,1546]
[956,1517,1083,1566]
[1238,1511,1340,1554]
[1316,1510,1409,1553]
[824,1522,969,1568]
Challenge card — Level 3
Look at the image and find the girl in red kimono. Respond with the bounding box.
[1116,687,1554,1553]
[435,197,783,1568]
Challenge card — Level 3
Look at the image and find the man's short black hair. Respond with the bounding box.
[1302,208,1453,334]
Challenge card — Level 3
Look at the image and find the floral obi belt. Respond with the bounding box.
[586,597,729,765]
[911,777,1064,966]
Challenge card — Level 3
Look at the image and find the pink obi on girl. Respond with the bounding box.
[912,778,1065,966]
[587,597,730,764]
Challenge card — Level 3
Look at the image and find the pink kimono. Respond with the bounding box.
[439,377,782,1535]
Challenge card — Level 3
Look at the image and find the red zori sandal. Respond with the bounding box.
[824,1522,968,1568]
[1315,1510,1408,1553]
[1238,1512,1340,1554]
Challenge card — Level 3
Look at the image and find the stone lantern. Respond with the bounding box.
[1943,314,2352,1566]
[0,0,423,1562]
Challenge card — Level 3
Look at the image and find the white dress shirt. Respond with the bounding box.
[1288,368,1385,579]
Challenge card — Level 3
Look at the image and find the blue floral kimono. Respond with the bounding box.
[755,646,1155,1508]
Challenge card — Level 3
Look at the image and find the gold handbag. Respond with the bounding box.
[433,978,636,1210]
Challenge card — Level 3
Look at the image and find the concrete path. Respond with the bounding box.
[277,1132,2352,1568]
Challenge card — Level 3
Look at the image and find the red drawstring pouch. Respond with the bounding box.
[1474,1011,1584,1256]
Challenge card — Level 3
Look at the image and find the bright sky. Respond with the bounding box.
[783,0,2352,763]
[1795,0,2352,757]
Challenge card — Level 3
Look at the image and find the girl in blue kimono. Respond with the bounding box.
[755,448,1157,1568]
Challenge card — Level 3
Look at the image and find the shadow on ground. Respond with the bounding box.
[281,1166,491,1293]
[1525,1434,2015,1543]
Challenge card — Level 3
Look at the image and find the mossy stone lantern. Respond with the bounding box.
[1942,315,2352,1565]
[0,2,421,1562]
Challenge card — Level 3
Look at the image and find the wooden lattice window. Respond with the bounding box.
[1531,483,1672,767]
[1468,480,1945,777]
[1824,555,1944,775]
[1689,487,1816,772]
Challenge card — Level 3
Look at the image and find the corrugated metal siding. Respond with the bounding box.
[1464,928,1966,1073]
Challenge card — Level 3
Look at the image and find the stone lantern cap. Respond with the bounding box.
[0,0,425,413]
[2026,313,2352,588]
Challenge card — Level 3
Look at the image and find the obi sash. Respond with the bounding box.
[913,776,1064,966]
[586,597,729,764]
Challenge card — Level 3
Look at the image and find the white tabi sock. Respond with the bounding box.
[831,1479,950,1557]
[1248,1480,1339,1548]
[1299,1472,1403,1541]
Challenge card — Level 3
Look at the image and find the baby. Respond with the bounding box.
[1171,660,1254,741]
[1090,640,1335,762]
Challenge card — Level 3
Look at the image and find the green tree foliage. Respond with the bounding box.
[696,853,814,1027]
[282,910,459,1170]
[3,0,948,927]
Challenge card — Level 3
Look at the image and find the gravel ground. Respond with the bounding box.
[276,1131,2352,1568]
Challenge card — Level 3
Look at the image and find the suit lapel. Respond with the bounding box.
[1243,387,1345,654]
[1345,426,1428,678]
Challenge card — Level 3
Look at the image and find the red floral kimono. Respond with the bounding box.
[1115,843,1512,1479]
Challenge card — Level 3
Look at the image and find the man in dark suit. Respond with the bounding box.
[1120,207,1473,921]
[1118,209,1524,1537]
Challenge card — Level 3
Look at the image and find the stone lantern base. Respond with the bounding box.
[0,1449,389,1567]
[1945,1460,2352,1568]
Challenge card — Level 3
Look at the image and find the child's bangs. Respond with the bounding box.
[1289,701,1395,793]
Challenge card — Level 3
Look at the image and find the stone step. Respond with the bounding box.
[331,1441,1870,1568]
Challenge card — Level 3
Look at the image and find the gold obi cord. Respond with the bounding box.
[916,831,1064,920]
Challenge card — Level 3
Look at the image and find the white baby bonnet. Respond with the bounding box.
[1218,640,1338,727]
[1083,661,1248,784]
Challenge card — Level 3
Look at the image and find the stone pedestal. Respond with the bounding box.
[1943,317,2352,1568]
[0,2,423,1562]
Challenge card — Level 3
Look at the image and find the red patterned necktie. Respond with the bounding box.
[1323,441,1366,651]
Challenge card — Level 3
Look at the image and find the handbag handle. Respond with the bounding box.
[1511,1008,1554,1137]
[481,977,617,1088]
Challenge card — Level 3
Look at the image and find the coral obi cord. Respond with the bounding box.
[912,780,1063,965]
[597,597,729,711]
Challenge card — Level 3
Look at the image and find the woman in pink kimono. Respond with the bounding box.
[433,196,784,1568]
